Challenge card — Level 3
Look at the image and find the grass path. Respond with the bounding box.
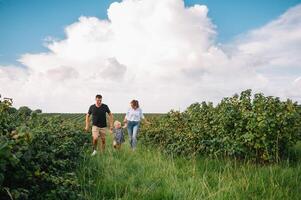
[77,134,301,200]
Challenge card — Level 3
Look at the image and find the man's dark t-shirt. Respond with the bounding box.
[88,104,111,128]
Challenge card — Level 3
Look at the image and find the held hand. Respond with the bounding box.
[84,126,89,132]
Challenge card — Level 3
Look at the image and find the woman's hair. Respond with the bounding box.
[131,100,139,108]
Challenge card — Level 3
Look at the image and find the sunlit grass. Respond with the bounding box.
[77,133,301,200]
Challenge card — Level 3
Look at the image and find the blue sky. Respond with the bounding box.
[1,0,301,112]
[0,0,300,66]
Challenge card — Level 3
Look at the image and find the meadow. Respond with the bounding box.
[1,91,301,199]
[58,111,301,200]
[77,133,301,200]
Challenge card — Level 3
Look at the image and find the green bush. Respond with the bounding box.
[0,102,90,199]
[140,90,301,163]
[34,109,42,114]
[18,106,32,119]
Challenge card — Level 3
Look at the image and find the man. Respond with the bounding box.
[85,94,113,156]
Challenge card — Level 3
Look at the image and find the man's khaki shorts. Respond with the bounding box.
[92,125,107,140]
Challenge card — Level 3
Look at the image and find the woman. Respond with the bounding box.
[124,100,149,150]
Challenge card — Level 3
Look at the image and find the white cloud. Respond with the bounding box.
[101,58,127,79]
[0,0,301,113]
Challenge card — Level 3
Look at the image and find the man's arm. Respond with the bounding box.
[85,114,90,132]
[108,112,114,131]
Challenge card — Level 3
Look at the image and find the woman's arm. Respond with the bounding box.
[142,117,151,125]
[123,112,128,128]
[124,109,129,123]
[140,109,150,124]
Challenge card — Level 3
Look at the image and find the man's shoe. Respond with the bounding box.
[91,150,97,156]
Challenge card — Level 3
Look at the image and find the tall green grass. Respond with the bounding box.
[77,133,301,200]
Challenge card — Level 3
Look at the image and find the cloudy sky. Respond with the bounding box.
[0,0,301,113]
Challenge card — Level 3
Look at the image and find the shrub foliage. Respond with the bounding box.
[0,101,89,199]
[140,90,301,163]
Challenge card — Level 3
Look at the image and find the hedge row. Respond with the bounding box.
[0,101,90,199]
[140,90,301,163]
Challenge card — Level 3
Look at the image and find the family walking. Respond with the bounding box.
[85,94,149,156]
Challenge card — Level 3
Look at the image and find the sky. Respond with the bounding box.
[0,0,301,113]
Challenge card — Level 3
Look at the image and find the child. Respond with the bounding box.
[112,120,125,149]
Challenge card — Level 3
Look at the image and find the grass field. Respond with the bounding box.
[45,113,301,200]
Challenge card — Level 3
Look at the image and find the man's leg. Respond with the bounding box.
[99,128,106,152]
[92,126,99,151]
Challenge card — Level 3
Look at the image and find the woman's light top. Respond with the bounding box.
[126,108,145,121]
